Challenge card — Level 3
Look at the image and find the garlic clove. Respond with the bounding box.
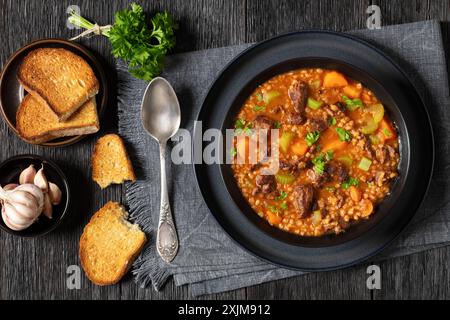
[14,184,44,213]
[48,182,62,205]
[3,184,18,191]
[34,165,48,193]
[19,165,36,185]
[43,193,53,219]
[2,206,26,231]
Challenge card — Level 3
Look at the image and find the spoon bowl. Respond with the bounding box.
[141,77,181,142]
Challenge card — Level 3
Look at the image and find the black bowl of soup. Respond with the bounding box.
[193,31,434,271]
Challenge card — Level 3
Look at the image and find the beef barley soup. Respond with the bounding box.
[231,68,400,237]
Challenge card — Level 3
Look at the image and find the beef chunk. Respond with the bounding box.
[250,162,262,172]
[287,113,304,125]
[308,118,328,132]
[375,147,387,164]
[326,162,349,183]
[306,169,330,188]
[375,145,396,164]
[253,115,274,130]
[288,80,308,114]
[386,145,396,159]
[279,160,294,171]
[364,136,376,158]
[293,184,315,218]
[255,174,276,194]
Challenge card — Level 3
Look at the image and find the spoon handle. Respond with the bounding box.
[156,142,179,263]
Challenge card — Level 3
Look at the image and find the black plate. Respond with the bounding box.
[0,155,70,237]
[193,31,434,270]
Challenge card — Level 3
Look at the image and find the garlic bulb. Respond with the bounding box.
[3,183,18,191]
[0,184,44,231]
[19,165,36,185]
[48,182,62,205]
[34,165,48,193]
[14,184,44,212]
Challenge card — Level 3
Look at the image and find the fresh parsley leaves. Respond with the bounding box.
[341,177,359,189]
[312,154,326,174]
[276,191,288,201]
[336,127,352,142]
[69,3,177,81]
[311,151,333,175]
[253,105,266,112]
[234,119,253,135]
[305,131,320,146]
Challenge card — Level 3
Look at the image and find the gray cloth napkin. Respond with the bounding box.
[117,20,450,297]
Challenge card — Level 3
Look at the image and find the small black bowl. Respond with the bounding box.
[0,155,70,237]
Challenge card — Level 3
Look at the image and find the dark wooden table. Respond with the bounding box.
[0,0,449,300]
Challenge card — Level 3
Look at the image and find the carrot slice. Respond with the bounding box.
[349,186,361,202]
[320,129,347,152]
[267,212,282,225]
[235,136,249,162]
[290,140,309,156]
[377,118,396,143]
[343,85,361,98]
[323,71,348,88]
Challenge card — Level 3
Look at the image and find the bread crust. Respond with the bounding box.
[92,134,136,188]
[16,95,99,144]
[18,48,99,120]
[79,201,146,286]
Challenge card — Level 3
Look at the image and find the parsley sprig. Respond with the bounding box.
[305,131,320,146]
[336,127,352,142]
[68,3,177,81]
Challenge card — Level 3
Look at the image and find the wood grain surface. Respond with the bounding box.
[0,0,449,300]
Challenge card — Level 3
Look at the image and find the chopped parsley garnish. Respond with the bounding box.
[276,191,288,201]
[328,117,337,126]
[305,131,320,146]
[341,177,359,189]
[234,118,253,135]
[253,105,266,112]
[312,154,327,174]
[274,121,281,129]
[280,202,288,210]
[268,205,279,213]
[342,95,363,111]
[230,147,237,157]
[336,127,352,142]
[325,150,334,161]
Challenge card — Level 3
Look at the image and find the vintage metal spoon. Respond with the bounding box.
[141,77,180,263]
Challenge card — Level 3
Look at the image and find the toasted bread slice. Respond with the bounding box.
[92,134,136,188]
[79,201,146,286]
[18,48,99,120]
[16,94,99,144]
